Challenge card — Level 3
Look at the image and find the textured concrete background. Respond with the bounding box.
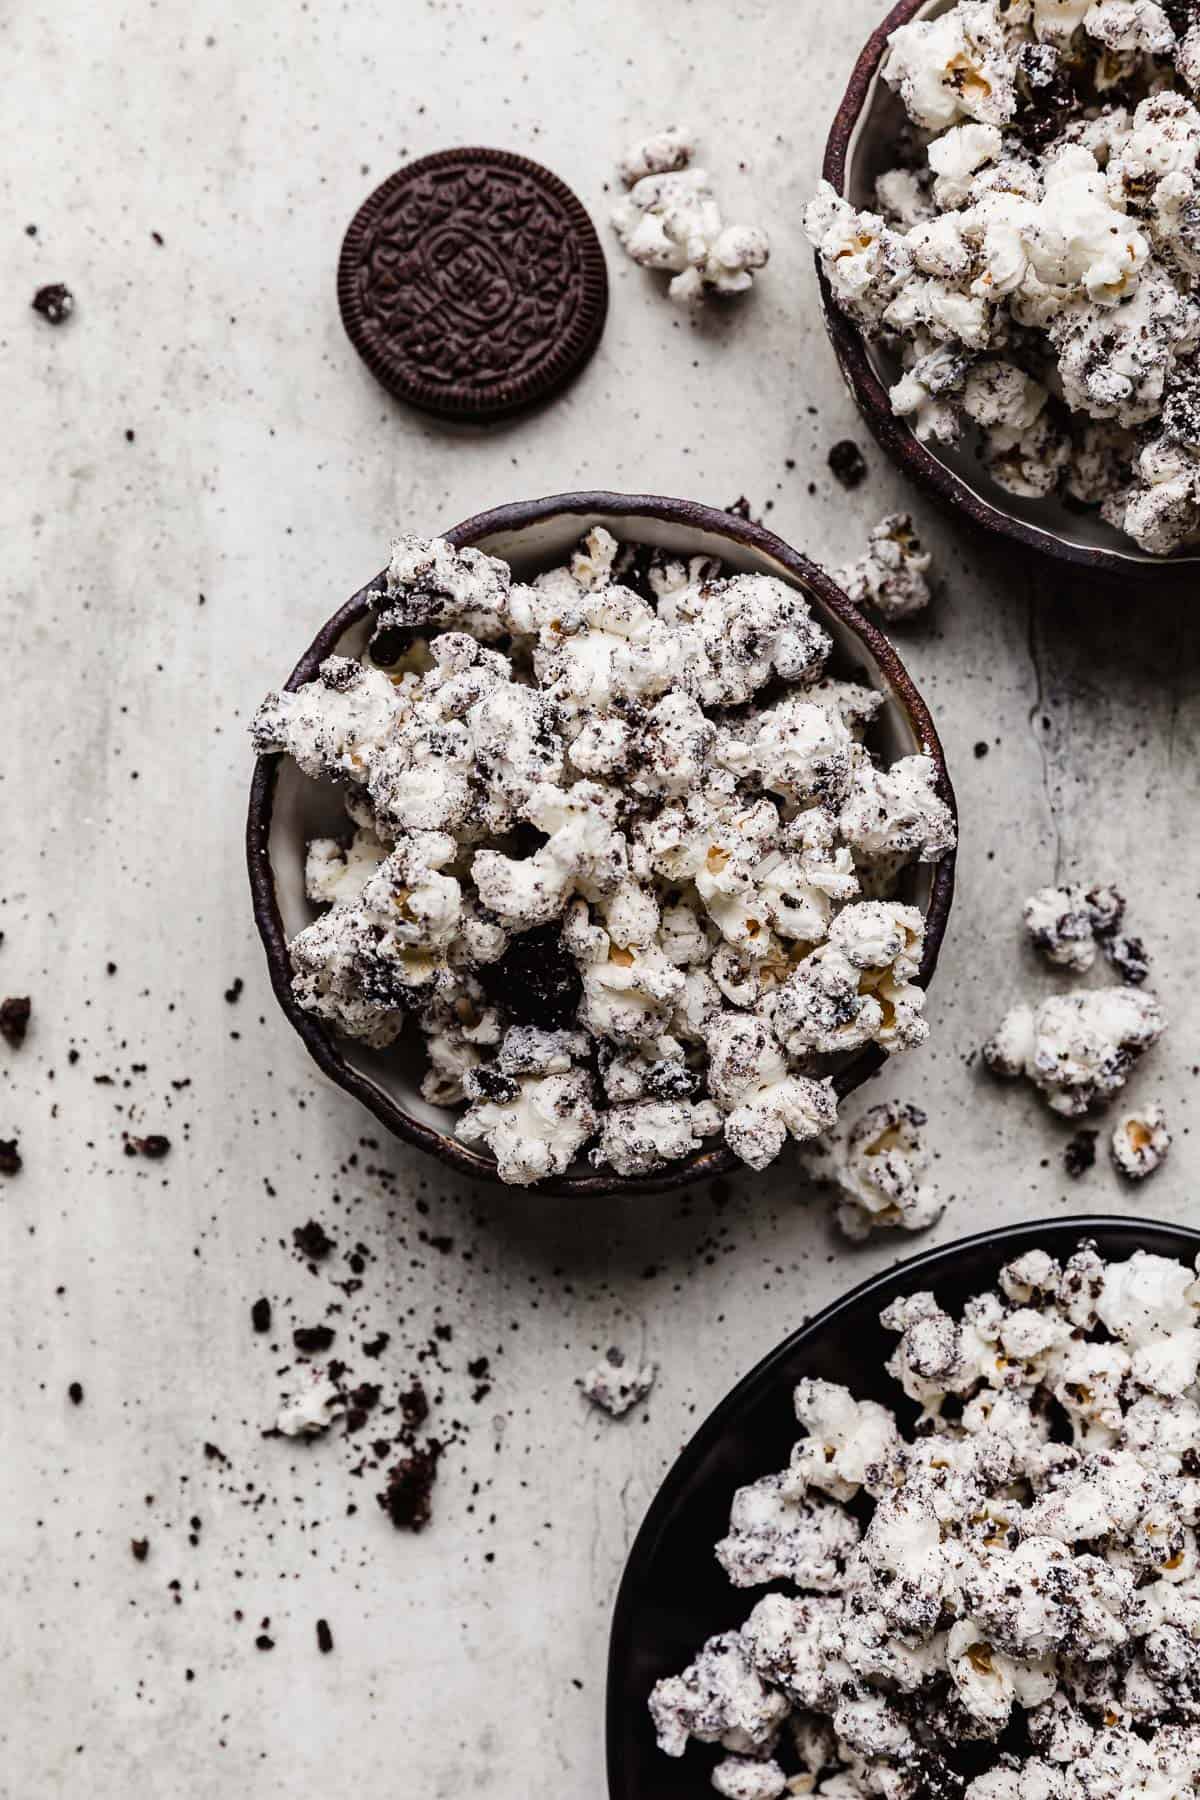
[2,0,1197,1794]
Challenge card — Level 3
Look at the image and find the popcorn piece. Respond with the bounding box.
[375,534,511,641]
[275,1370,344,1438]
[304,827,388,908]
[1111,1102,1170,1179]
[649,1631,791,1759]
[612,132,769,303]
[710,1757,788,1800]
[707,1013,838,1170]
[826,1100,944,1243]
[618,124,696,187]
[579,1347,656,1417]
[833,514,934,622]
[715,1472,860,1590]
[1023,881,1125,971]
[251,657,403,783]
[984,987,1166,1114]
[457,1059,598,1185]
[838,755,956,867]
[883,3,1023,130]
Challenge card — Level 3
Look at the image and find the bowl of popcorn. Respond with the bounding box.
[247,492,957,1196]
[809,0,1200,573]
[607,1214,1200,1799]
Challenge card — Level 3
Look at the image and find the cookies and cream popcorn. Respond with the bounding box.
[984,986,1166,1113]
[579,1347,657,1417]
[612,128,770,303]
[1023,880,1126,970]
[816,1099,945,1242]
[252,529,954,1185]
[833,514,934,622]
[805,3,1200,554]
[1111,1101,1171,1177]
[650,1242,1200,1795]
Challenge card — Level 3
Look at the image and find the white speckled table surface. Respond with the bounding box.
[2,1,1198,1794]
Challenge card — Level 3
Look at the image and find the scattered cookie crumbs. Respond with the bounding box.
[377,1441,442,1531]
[1111,1103,1170,1181]
[251,1296,272,1334]
[130,1538,149,1562]
[316,1619,334,1655]
[292,1219,335,1261]
[32,282,74,324]
[224,977,244,1004]
[828,439,867,489]
[579,1348,657,1418]
[0,996,31,1049]
[0,1137,21,1176]
[1064,1128,1099,1178]
[255,1635,274,1652]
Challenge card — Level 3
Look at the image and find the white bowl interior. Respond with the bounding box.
[843,0,1200,568]
[267,510,939,1155]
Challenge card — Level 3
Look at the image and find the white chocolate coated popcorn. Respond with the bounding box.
[1111,1101,1171,1178]
[578,1348,656,1417]
[651,1243,1200,1794]
[985,987,1166,1114]
[833,515,934,622]
[253,531,954,1185]
[805,6,1200,554]
[612,128,769,303]
[822,1099,945,1243]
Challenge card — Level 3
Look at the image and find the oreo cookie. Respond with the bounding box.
[338,148,607,420]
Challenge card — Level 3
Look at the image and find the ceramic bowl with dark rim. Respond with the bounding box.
[247,491,957,1199]
[606,1213,1200,1797]
[821,0,1200,579]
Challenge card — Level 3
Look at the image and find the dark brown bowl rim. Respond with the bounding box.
[821,0,1200,580]
[246,490,958,1198]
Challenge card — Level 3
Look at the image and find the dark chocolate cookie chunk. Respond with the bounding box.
[337,148,608,420]
[32,283,74,325]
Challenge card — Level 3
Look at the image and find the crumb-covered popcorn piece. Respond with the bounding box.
[275,1369,344,1438]
[251,657,404,782]
[1023,881,1125,971]
[457,1052,598,1186]
[649,1632,791,1759]
[824,1100,945,1243]
[984,987,1166,1114]
[838,756,957,868]
[710,1756,789,1799]
[806,6,1200,556]
[579,1347,656,1417]
[715,1473,861,1591]
[618,123,696,186]
[1111,1102,1170,1179]
[612,130,769,303]
[833,514,934,622]
[257,530,953,1185]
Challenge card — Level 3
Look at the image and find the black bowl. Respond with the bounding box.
[606,1213,1200,1797]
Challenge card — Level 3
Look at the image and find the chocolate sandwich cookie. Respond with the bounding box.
[338,148,607,421]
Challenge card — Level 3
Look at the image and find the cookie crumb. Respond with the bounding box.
[32,282,74,325]
[316,1619,334,1654]
[828,439,867,489]
[68,1381,84,1405]
[0,997,31,1049]
[1064,1129,1098,1178]
[131,1538,149,1562]
[0,1138,21,1176]
[377,1441,441,1531]
[293,1324,335,1355]
[292,1219,335,1261]
[251,1296,272,1334]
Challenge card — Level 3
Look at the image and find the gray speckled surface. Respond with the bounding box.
[2,1,1197,1794]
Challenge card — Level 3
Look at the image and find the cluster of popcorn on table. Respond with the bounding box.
[611,125,771,304]
[651,1243,1200,1797]
[806,0,1200,554]
[251,529,955,1187]
[984,880,1168,1176]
